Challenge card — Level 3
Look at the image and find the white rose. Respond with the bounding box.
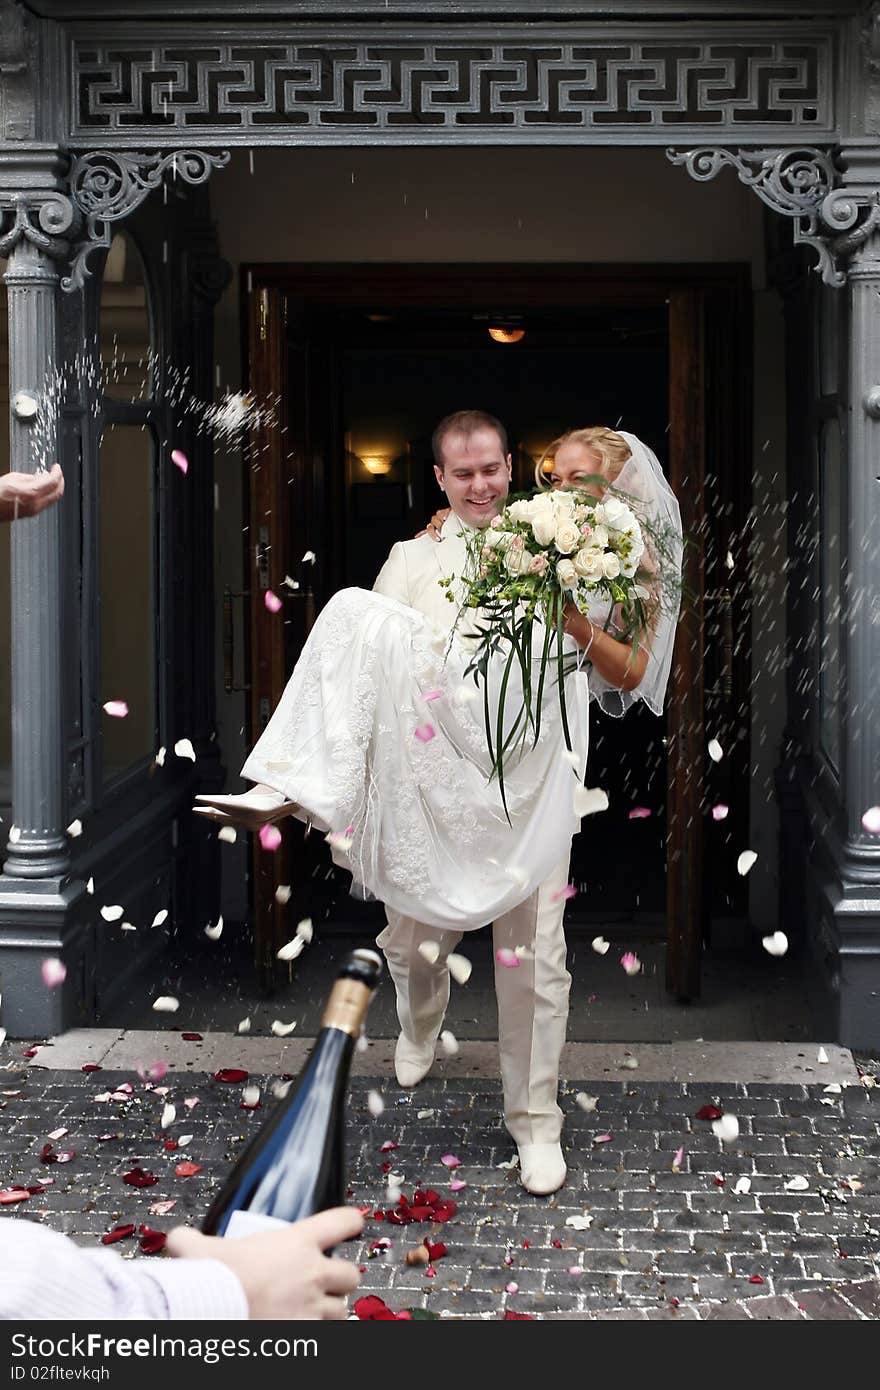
[531,511,557,547]
[556,559,577,589]
[591,524,609,550]
[592,503,606,524]
[602,552,621,579]
[506,499,531,523]
[554,520,582,554]
[506,546,534,576]
[491,529,512,552]
[601,496,631,529]
[573,547,604,580]
[551,489,576,513]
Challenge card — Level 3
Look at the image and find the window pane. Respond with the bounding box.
[818,417,842,773]
[100,233,152,401]
[100,423,156,782]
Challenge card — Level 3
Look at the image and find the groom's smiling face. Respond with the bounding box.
[434,426,512,530]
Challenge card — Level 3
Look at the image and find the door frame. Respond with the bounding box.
[243,261,753,997]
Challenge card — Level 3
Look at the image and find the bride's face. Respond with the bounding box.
[549,442,606,498]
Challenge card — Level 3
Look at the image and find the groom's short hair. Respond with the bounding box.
[432,410,508,469]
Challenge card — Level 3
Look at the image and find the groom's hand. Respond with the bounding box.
[415,506,451,542]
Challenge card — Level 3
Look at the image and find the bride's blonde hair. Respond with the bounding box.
[534,426,632,489]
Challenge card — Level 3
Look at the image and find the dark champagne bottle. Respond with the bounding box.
[202,947,383,1237]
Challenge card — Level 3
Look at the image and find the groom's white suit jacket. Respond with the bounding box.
[372,510,474,632]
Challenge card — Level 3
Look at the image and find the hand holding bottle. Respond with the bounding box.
[166,1206,364,1320]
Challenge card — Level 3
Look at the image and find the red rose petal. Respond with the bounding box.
[81,1064,102,1073]
[748,1275,765,1284]
[354,1295,399,1321]
[21,1048,38,1058]
[101,1224,136,1246]
[0,1189,31,1204]
[424,1240,447,1261]
[138,1226,168,1255]
[695,1104,724,1121]
[174,1161,202,1178]
[214,1068,248,1083]
[163,1139,178,1151]
[122,1167,159,1188]
[181,1033,203,1042]
[504,1311,534,1320]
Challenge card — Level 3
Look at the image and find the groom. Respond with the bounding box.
[372,410,572,1196]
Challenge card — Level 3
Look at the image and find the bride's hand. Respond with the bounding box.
[415,507,451,542]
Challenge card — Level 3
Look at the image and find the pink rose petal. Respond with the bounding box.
[505,1282,519,1294]
[264,590,282,614]
[620,951,642,976]
[40,957,66,989]
[136,1060,169,1083]
[259,823,282,852]
[421,690,444,703]
[449,1178,467,1191]
[495,947,521,969]
[440,1153,461,1168]
[102,700,128,719]
[171,449,188,475]
[712,803,730,821]
[672,1144,685,1172]
[592,1132,614,1144]
[551,883,577,902]
[414,723,436,743]
[862,806,880,835]
[628,806,652,820]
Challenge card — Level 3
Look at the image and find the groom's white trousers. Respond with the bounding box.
[376,854,572,1146]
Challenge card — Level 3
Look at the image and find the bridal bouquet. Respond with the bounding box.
[444,485,672,813]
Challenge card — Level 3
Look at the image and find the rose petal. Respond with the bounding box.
[628,806,652,820]
[712,1114,740,1144]
[296,918,313,942]
[672,1144,685,1172]
[101,1224,136,1245]
[274,885,291,904]
[122,1167,159,1188]
[0,1189,32,1204]
[152,996,179,1013]
[367,1090,384,1118]
[139,1227,168,1255]
[160,1103,176,1129]
[151,910,169,929]
[204,917,223,941]
[817,1046,829,1064]
[620,951,641,976]
[592,1133,614,1145]
[733,1176,752,1195]
[551,883,578,902]
[277,936,305,963]
[414,723,436,743]
[575,1092,598,1113]
[174,1161,202,1178]
[564,1214,593,1230]
[762,931,789,957]
[449,1178,467,1191]
[495,947,520,969]
[100,904,124,922]
[214,1068,248,1083]
[440,1153,461,1168]
[174,738,196,762]
[708,738,723,762]
[259,824,282,852]
[591,936,610,955]
[271,1019,297,1037]
[784,1175,809,1191]
[66,819,83,838]
[860,806,880,835]
[446,953,472,985]
[737,849,758,876]
[439,1029,459,1056]
[149,1200,177,1216]
[573,786,609,818]
[264,590,283,614]
[417,940,440,965]
[711,803,729,821]
[41,958,66,989]
[171,449,188,475]
[103,700,129,719]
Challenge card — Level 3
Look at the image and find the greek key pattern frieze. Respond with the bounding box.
[70,37,832,142]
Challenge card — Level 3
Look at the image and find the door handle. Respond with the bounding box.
[223,587,251,693]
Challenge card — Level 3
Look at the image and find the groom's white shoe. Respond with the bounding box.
[394,1033,435,1088]
[517,1142,567,1196]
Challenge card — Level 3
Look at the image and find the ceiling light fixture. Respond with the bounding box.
[487,324,526,344]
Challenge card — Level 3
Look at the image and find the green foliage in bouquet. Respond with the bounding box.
[443,479,680,818]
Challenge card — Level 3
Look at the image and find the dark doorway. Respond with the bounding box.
[243,264,751,1001]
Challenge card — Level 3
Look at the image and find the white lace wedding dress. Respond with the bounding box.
[241,587,589,931]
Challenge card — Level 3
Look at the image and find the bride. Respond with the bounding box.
[194,428,682,934]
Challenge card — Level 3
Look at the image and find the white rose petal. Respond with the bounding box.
[817,1046,829,1064]
[620,1056,639,1070]
[204,916,223,941]
[707,738,724,762]
[271,1019,296,1037]
[440,1030,459,1056]
[418,940,441,965]
[296,917,313,942]
[100,905,124,922]
[177,1134,193,1147]
[67,819,83,838]
[823,1083,842,1094]
[237,1017,251,1034]
[367,1090,384,1118]
[733,1176,752,1195]
[85,877,94,895]
[564,1213,594,1231]
[218,825,237,844]
[762,931,788,957]
[274,885,292,905]
[737,850,758,877]
[160,1103,176,1129]
[447,953,472,985]
[174,738,196,762]
[152,996,179,1013]
[591,936,611,955]
[151,910,169,929]
[155,747,166,767]
[242,1086,261,1108]
[712,1114,740,1144]
[120,921,136,933]
[276,936,305,963]
[573,786,609,818]
[784,1175,809,1192]
[575,1093,599,1113]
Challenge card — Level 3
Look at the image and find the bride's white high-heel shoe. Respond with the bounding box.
[193,786,297,829]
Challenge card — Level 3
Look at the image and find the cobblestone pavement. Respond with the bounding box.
[1,1058,878,1320]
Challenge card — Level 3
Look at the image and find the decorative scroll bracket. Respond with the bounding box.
[63,148,231,293]
[666,146,880,288]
